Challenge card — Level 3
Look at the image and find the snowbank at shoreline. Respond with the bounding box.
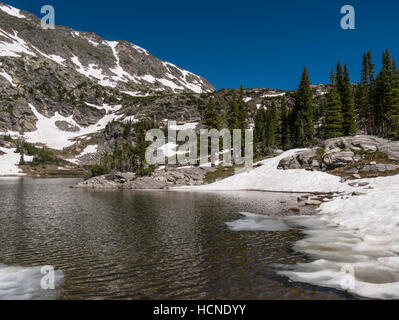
[204,149,399,299]
[190,149,355,193]
[0,147,33,176]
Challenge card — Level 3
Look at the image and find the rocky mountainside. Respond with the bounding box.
[0,2,214,136]
[0,3,330,176]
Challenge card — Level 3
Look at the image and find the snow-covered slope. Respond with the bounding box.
[0,2,214,94]
[191,149,355,193]
[0,147,32,176]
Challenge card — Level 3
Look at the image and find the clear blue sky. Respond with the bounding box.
[4,0,399,90]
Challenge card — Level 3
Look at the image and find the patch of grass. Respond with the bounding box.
[351,149,388,161]
[204,166,235,184]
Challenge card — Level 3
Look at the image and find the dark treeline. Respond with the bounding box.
[202,49,399,158]
[95,48,399,174]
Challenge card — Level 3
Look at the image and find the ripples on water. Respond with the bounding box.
[0,178,353,300]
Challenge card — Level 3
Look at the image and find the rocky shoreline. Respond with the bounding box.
[72,166,216,190]
[73,136,399,194]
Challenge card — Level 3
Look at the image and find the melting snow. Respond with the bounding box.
[25,103,123,150]
[199,149,399,299]
[79,144,98,156]
[190,149,354,193]
[0,147,32,176]
[262,92,286,98]
[71,55,116,88]
[0,28,36,57]
[32,46,66,66]
[0,4,26,19]
[168,122,198,131]
[0,63,16,87]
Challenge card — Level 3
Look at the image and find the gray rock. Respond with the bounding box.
[73,175,122,189]
[358,182,369,187]
[322,151,354,169]
[345,167,359,174]
[305,200,322,206]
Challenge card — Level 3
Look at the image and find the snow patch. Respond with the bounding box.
[190,149,354,193]
[71,55,116,88]
[262,92,286,98]
[0,28,36,57]
[32,46,65,66]
[0,63,16,87]
[168,122,198,131]
[79,145,98,156]
[25,104,123,150]
[0,4,26,19]
[0,147,32,176]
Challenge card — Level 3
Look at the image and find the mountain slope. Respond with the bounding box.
[0,2,214,137]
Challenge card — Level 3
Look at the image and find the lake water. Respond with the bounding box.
[0,178,354,300]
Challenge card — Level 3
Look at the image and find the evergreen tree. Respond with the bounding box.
[387,56,399,139]
[204,98,222,130]
[292,67,314,146]
[254,106,268,155]
[354,81,369,134]
[340,64,357,136]
[237,85,249,130]
[266,101,278,147]
[323,69,344,138]
[227,92,241,130]
[19,153,25,165]
[280,97,291,150]
[358,51,375,134]
[375,49,396,136]
[254,102,279,155]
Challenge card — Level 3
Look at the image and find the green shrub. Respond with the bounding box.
[87,164,110,178]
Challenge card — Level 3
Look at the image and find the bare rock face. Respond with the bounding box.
[0,3,214,135]
[55,121,80,132]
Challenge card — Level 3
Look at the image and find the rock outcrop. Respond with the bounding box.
[73,167,216,189]
[278,136,399,178]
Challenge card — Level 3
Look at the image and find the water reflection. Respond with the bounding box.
[0,178,352,299]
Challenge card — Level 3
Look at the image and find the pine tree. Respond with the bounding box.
[280,97,291,150]
[341,64,356,136]
[375,49,396,136]
[354,81,369,133]
[358,51,375,134]
[227,92,241,130]
[323,69,344,138]
[254,106,268,155]
[266,101,278,147]
[237,85,249,130]
[204,98,222,130]
[292,67,314,147]
[19,153,25,165]
[387,57,399,139]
